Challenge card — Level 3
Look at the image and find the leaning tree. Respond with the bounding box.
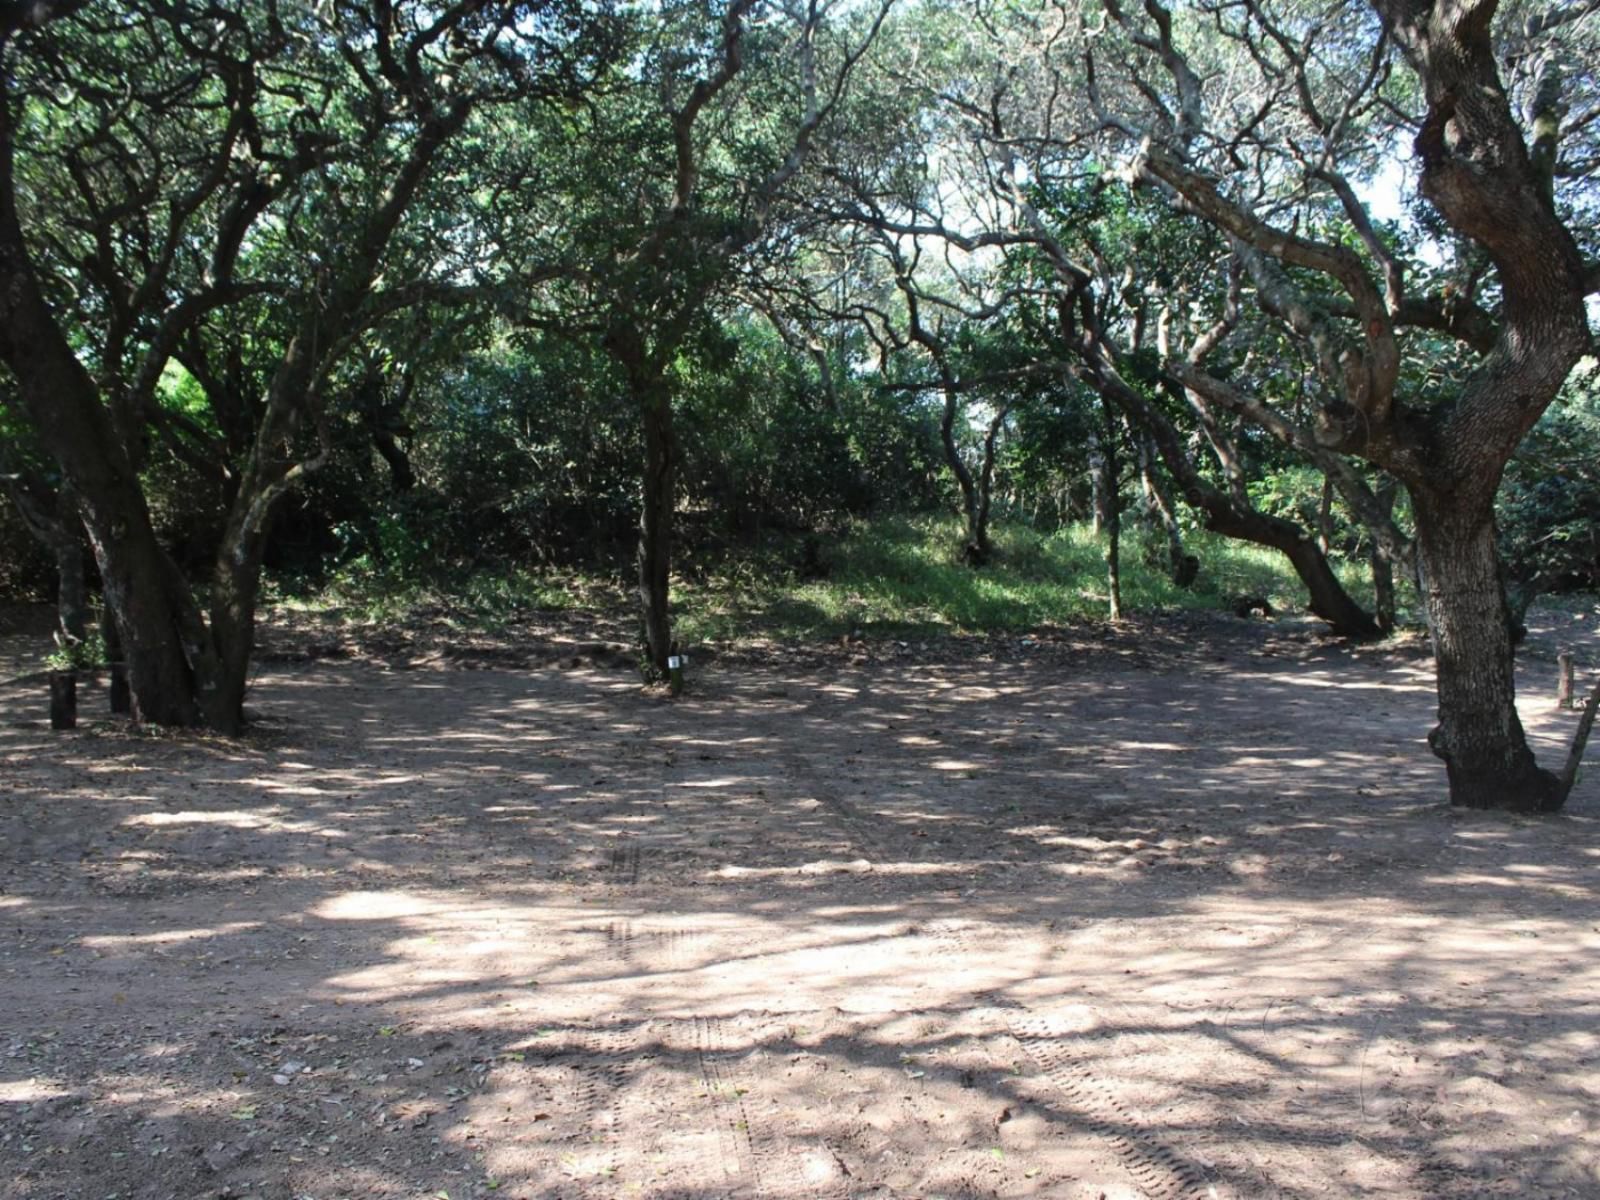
[813,1,1389,635]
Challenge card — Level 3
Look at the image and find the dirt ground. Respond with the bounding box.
[2,603,1599,1200]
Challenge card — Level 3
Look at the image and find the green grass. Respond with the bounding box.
[266,514,1397,647]
[672,515,1391,645]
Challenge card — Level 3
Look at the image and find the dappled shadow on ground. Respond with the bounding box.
[2,631,1598,1199]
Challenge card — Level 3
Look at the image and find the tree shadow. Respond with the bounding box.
[2,641,1598,1197]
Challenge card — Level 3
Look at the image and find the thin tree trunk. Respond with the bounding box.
[970,405,1006,565]
[638,384,675,674]
[1137,434,1192,586]
[52,482,88,647]
[936,381,987,564]
[1413,486,1559,812]
[1087,427,1106,537]
[1102,407,1122,619]
[1369,476,1398,633]
[0,452,90,646]
[1317,475,1334,556]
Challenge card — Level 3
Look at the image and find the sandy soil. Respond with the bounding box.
[2,604,1598,1200]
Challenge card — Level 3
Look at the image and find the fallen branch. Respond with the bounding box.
[1556,680,1600,806]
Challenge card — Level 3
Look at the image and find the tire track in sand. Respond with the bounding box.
[928,920,1212,1200]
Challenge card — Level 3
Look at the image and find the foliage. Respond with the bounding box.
[45,628,104,672]
[1499,365,1600,592]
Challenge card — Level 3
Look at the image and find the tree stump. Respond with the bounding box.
[49,671,76,730]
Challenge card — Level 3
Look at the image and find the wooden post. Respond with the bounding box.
[667,641,685,697]
[109,663,130,715]
[1558,652,1575,708]
[49,671,76,730]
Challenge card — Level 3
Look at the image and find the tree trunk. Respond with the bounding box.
[638,385,675,674]
[204,544,265,735]
[52,483,88,647]
[1412,486,1560,812]
[936,382,987,565]
[1102,408,1122,620]
[101,603,129,714]
[0,456,89,646]
[1317,475,1334,556]
[969,405,1005,565]
[1137,434,1192,586]
[98,527,213,726]
[1279,535,1379,638]
[1087,427,1107,537]
[14,367,208,727]
[1369,476,1397,633]
[1371,546,1397,634]
[49,670,75,730]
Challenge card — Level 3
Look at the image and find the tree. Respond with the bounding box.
[0,0,615,730]
[1071,0,1600,809]
[491,0,891,674]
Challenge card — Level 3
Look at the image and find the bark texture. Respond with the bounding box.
[1414,489,1560,811]
[1137,435,1194,587]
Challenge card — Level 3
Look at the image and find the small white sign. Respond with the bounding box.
[667,656,682,670]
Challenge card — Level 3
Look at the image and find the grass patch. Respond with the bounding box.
[265,514,1398,648]
[673,515,1391,644]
